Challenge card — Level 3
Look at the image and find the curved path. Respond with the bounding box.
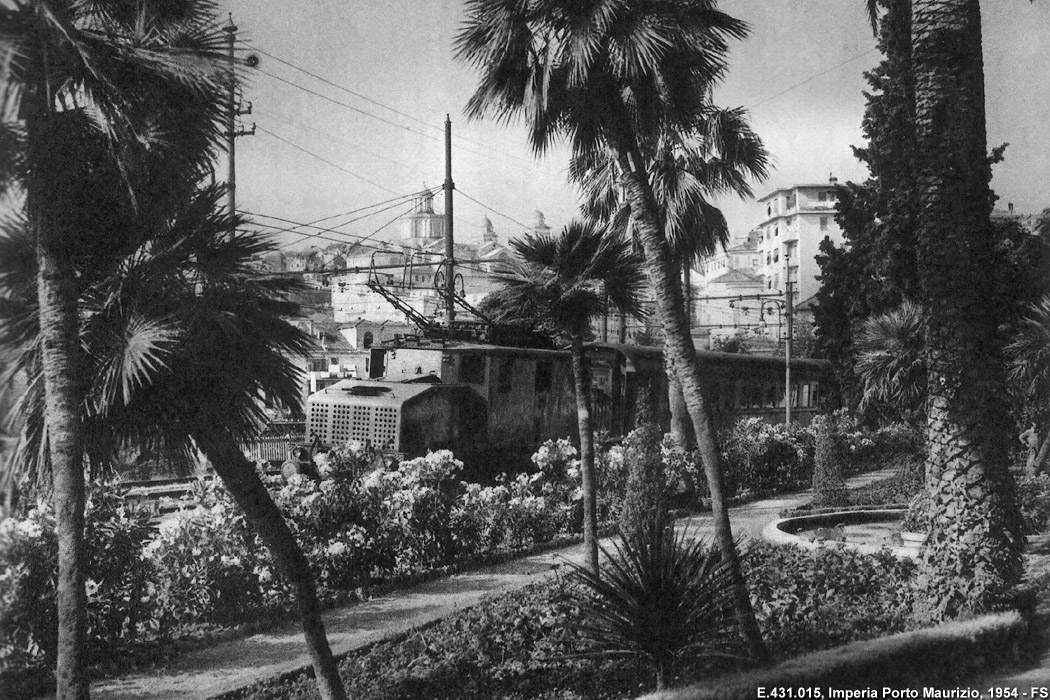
[90,469,896,700]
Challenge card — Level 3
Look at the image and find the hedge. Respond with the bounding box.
[640,609,1034,700]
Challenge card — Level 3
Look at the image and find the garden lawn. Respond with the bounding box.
[228,542,916,700]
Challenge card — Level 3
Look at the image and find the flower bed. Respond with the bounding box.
[224,542,917,700]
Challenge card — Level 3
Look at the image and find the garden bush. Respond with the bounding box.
[617,410,668,540]
[719,418,814,497]
[146,481,277,627]
[742,542,916,656]
[0,487,156,669]
[1016,473,1050,535]
[810,415,849,508]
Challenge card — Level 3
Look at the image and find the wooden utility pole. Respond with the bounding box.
[444,115,456,324]
[223,14,254,241]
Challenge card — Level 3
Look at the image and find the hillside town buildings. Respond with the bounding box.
[694,176,845,349]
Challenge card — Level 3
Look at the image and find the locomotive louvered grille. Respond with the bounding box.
[307,398,400,450]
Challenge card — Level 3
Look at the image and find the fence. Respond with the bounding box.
[242,434,306,463]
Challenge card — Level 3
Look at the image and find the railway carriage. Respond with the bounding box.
[305,339,834,477]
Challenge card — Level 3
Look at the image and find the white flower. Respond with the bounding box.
[327,541,348,557]
[220,555,242,568]
[15,519,42,539]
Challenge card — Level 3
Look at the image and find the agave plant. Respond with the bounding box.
[566,520,742,690]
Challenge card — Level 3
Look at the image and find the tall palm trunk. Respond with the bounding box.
[29,76,89,694]
[192,434,349,700]
[668,263,696,449]
[911,0,1023,618]
[614,147,769,662]
[570,336,600,574]
[35,233,89,700]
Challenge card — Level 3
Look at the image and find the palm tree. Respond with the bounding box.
[854,300,926,425]
[1,3,227,695]
[907,0,1024,618]
[486,220,645,573]
[572,110,769,447]
[0,187,350,700]
[1006,295,1050,476]
[455,0,769,659]
[849,0,1022,619]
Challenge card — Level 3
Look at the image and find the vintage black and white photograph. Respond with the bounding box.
[2,1,1050,698]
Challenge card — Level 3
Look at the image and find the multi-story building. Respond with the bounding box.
[690,176,845,350]
[755,176,845,303]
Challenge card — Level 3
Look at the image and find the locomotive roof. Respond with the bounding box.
[308,378,440,405]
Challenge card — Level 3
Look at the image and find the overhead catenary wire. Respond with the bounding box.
[244,206,436,254]
[247,189,437,240]
[240,40,563,177]
[256,125,399,195]
[457,189,530,231]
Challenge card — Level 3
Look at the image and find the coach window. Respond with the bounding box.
[498,358,515,394]
[535,361,553,393]
[460,354,486,384]
[801,383,811,408]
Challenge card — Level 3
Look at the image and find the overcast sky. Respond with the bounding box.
[222,1,1050,252]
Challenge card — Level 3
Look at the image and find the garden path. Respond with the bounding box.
[90,468,897,700]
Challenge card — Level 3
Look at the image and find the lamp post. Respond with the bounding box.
[784,251,793,425]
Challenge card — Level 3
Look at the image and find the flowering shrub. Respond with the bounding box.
[357,450,465,572]
[145,480,276,626]
[0,505,57,668]
[719,418,814,497]
[0,488,156,669]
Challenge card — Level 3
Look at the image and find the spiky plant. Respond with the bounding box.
[566,520,741,690]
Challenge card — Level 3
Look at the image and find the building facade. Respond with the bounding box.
[755,176,844,303]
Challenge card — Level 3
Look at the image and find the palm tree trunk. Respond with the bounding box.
[668,267,696,450]
[614,147,769,663]
[35,234,89,700]
[911,0,1023,619]
[192,434,349,700]
[570,337,600,574]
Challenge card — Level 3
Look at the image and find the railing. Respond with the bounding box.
[243,435,304,463]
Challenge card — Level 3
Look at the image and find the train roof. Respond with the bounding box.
[308,379,440,405]
[371,338,830,373]
[585,342,831,373]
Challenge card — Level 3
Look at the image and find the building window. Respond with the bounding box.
[774,226,779,237]
[773,250,779,263]
[310,359,326,372]
[818,191,827,202]
[820,216,828,231]
[766,253,771,265]
[362,331,374,348]
[786,217,793,226]
[330,357,338,365]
